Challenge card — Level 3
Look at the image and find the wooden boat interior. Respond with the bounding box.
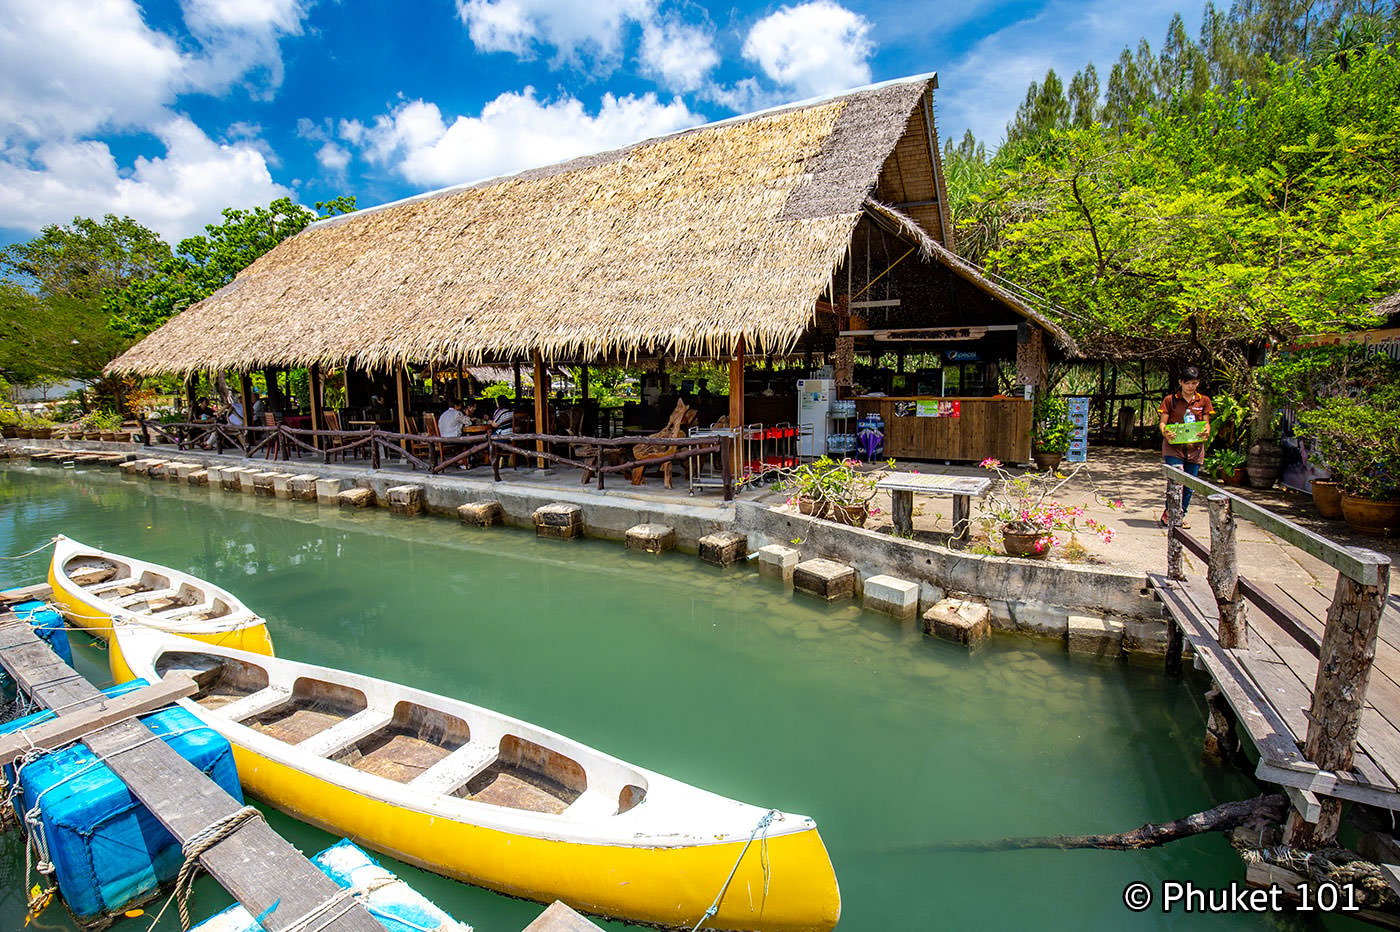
[156,650,649,817]
[64,554,234,620]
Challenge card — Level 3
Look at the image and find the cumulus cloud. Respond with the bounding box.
[0,0,310,240]
[640,16,720,92]
[742,1,874,99]
[342,88,703,188]
[455,0,654,65]
[0,117,291,242]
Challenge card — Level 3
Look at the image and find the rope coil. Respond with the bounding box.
[172,805,264,930]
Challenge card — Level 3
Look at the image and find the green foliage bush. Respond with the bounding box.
[1296,384,1400,500]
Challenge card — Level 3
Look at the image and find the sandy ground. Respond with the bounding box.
[749,447,1399,598]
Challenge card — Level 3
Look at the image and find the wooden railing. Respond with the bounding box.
[1163,465,1391,846]
[139,419,734,500]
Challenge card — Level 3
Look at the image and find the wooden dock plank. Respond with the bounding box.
[0,674,197,765]
[0,617,382,932]
[522,901,607,931]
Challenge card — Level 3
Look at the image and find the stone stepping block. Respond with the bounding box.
[386,485,425,516]
[793,559,855,601]
[922,598,992,649]
[316,477,350,502]
[458,501,503,526]
[220,467,249,491]
[187,469,209,486]
[143,460,172,478]
[169,463,200,482]
[1068,614,1125,658]
[862,575,920,621]
[119,459,148,475]
[698,531,748,567]
[625,524,675,554]
[271,473,299,498]
[253,472,292,497]
[534,502,582,539]
[337,487,377,509]
[288,475,320,501]
[239,470,269,494]
[757,545,799,583]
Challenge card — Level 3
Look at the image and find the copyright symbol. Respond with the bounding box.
[1123,882,1152,911]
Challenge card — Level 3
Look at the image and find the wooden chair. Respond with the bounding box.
[260,411,281,460]
[407,415,439,467]
[322,410,354,462]
[630,400,697,488]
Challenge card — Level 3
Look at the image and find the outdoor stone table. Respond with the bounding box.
[875,472,992,549]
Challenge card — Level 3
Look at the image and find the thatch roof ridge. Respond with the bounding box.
[1375,291,1400,319]
[862,199,1079,353]
[308,72,939,236]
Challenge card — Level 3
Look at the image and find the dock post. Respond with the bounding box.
[1206,494,1246,648]
[1286,556,1391,848]
[1163,479,1185,675]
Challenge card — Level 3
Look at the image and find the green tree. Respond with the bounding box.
[1007,69,1071,142]
[107,196,356,338]
[1067,64,1101,128]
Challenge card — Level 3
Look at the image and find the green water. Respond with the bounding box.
[0,461,1365,931]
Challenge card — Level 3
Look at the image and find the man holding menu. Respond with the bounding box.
[1158,366,1214,528]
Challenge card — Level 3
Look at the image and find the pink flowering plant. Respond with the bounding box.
[976,458,1122,555]
[777,456,892,510]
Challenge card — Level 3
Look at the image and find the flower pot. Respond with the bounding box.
[84,431,102,441]
[1222,466,1247,486]
[30,428,53,440]
[1311,480,1344,520]
[100,431,121,442]
[830,503,868,527]
[1032,451,1064,472]
[1341,494,1400,537]
[1246,440,1282,489]
[0,427,15,438]
[795,497,829,519]
[1001,527,1052,558]
[15,429,32,439]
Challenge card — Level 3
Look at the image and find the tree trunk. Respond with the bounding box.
[1207,494,1247,648]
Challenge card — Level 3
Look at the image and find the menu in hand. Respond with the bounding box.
[1165,421,1210,444]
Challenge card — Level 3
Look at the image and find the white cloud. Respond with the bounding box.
[937,0,1198,145]
[0,117,290,242]
[0,0,310,240]
[455,0,654,65]
[640,17,719,92]
[344,88,704,188]
[742,1,874,99]
[315,141,351,174]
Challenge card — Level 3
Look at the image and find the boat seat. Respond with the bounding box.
[409,741,500,795]
[154,602,216,620]
[298,709,394,758]
[113,587,180,608]
[88,575,141,592]
[564,789,620,820]
[216,686,293,723]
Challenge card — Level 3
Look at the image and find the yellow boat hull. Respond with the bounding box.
[229,745,841,932]
[48,562,276,667]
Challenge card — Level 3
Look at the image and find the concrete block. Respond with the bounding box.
[534,502,582,539]
[923,598,992,648]
[793,559,855,601]
[272,473,297,498]
[239,470,266,494]
[166,462,190,482]
[458,501,503,527]
[863,575,920,620]
[144,460,171,478]
[337,487,376,509]
[1068,614,1125,658]
[386,485,425,516]
[625,524,675,554]
[288,475,320,501]
[316,477,350,502]
[220,467,246,492]
[1122,618,1172,657]
[187,469,209,487]
[1001,600,1070,637]
[253,472,289,497]
[698,531,748,567]
[757,545,799,583]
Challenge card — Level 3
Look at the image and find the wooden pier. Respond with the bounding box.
[1149,467,1394,848]
[0,585,384,931]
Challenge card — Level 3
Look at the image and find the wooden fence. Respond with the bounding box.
[139,420,734,500]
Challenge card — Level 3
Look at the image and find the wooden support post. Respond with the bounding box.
[309,364,323,451]
[1165,622,1183,675]
[239,373,254,448]
[533,350,547,469]
[513,361,522,400]
[890,490,914,536]
[951,494,971,550]
[184,373,198,417]
[1166,480,1185,581]
[581,364,589,403]
[395,364,410,436]
[1202,686,1238,763]
[1287,557,1391,849]
[1207,494,1247,648]
[729,339,745,484]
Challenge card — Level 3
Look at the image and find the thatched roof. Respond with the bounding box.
[110,73,1055,375]
[1376,292,1400,321]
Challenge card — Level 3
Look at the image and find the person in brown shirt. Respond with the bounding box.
[1157,366,1214,527]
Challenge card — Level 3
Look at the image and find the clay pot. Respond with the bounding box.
[830,503,868,528]
[1032,451,1064,472]
[795,497,829,519]
[1341,494,1400,537]
[0,427,15,438]
[1246,439,1282,489]
[100,431,122,442]
[1002,527,1052,558]
[1222,467,1248,486]
[1311,480,1344,520]
[84,431,102,441]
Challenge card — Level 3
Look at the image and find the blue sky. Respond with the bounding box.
[0,0,1204,247]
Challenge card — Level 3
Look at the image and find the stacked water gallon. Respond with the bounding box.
[1066,397,1090,463]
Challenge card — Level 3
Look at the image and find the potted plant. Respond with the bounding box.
[1310,478,1344,520]
[1297,387,1400,536]
[91,410,126,441]
[25,414,55,440]
[976,458,1120,558]
[1203,448,1247,485]
[1031,395,1072,471]
[777,456,888,527]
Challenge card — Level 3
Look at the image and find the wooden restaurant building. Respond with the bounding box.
[109,73,1075,479]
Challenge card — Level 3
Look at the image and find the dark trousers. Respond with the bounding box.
[1163,456,1201,512]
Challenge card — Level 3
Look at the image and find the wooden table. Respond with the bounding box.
[875,472,991,549]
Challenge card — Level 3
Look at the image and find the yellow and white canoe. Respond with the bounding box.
[113,627,841,932]
[47,535,275,664]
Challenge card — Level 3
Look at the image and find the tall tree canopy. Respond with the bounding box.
[107,196,356,339]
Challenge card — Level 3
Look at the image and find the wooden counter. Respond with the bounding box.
[854,396,1031,464]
